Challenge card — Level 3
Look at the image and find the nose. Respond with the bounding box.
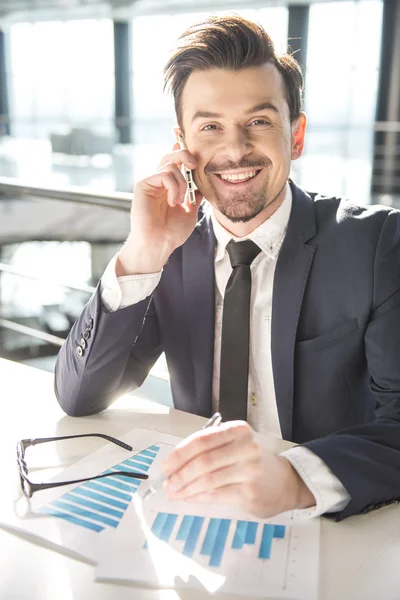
[219,126,253,164]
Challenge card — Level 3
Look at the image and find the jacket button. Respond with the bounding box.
[80,338,86,350]
[76,345,84,358]
[83,329,90,340]
[87,318,93,330]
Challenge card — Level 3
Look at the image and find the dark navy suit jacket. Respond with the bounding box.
[55,181,400,520]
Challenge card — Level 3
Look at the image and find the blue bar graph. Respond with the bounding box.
[145,513,286,568]
[83,480,132,502]
[232,520,258,549]
[123,460,150,472]
[177,515,194,541]
[274,525,286,539]
[140,449,157,459]
[245,521,258,544]
[61,492,124,519]
[40,444,161,533]
[183,516,204,557]
[96,476,139,493]
[259,524,275,559]
[258,524,287,559]
[51,499,119,528]
[209,519,231,567]
[71,485,129,510]
[43,505,104,532]
[201,518,220,554]
[160,513,178,542]
[150,512,169,538]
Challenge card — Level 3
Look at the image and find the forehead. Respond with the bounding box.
[180,63,289,124]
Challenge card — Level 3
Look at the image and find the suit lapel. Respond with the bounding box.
[272,182,317,440]
[182,205,216,417]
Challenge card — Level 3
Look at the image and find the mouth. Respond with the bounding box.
[213,168,263,185]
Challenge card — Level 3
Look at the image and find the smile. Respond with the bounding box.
[215,169,262,184]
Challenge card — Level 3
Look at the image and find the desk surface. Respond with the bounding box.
[1,357,399,600]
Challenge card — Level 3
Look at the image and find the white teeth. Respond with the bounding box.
[219,170,257,181]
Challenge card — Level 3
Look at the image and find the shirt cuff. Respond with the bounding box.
[280,445,351,518]
[100,255,162,312]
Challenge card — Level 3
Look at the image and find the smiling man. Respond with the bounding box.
[55,16,400,521]
[180,65,303,231]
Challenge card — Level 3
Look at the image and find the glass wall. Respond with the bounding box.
[9,19,114,139]
[0,2,386,376]
[3,3,383,199]
[296,0,383,203]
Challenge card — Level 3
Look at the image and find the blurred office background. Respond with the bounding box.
[0,0,399,403]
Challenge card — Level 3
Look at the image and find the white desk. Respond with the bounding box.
[0,358,399,600]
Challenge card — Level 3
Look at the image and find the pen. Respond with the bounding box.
[201,411,222,429]
[178,133,197,206]
[142,412,222,501]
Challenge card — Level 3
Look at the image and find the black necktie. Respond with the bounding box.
[219,239,262,421]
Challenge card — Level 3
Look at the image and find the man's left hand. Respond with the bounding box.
[163,421,315,518]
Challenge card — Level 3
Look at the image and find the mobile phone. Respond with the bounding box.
[178,134,197,205]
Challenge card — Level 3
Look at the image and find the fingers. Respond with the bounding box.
[135,146,198,208]
[158,148,197,171]
[181,485,282,519]
[165,458,261,499]
[179,484,246,507]
[139,167,185,207]
[164,422,259,502]
[161,420,302,518]
[177,483,269,517]
[164,421,253,477]
[159,162,188,205]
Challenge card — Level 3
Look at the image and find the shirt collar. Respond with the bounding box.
[211,183,292,262]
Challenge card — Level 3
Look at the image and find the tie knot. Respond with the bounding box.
[226,239,261,268]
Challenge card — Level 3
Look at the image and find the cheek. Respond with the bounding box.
[192,155,212,185]
[265,140,293,168]
[260,128,292,148]
[193,166,209,192]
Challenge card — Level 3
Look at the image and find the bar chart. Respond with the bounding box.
[10,426,319,598]
[40,444,161,532]
[145,511,287,568]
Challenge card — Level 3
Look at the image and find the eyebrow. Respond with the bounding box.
[247,102,280,115]
[191,102,280,123]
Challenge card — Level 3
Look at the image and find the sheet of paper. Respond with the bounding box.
[3,426,320,598]
[2,428,181,563]
[93,432,320,599]
[96,490,320,600]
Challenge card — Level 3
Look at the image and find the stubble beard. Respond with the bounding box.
[211,177,271,223]
[208,170,286,224]
[204,158,283,224]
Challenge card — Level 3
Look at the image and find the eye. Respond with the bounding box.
[201,124,219,131]
[249,119,272,126]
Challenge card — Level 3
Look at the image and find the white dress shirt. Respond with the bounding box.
[101,184,351,517]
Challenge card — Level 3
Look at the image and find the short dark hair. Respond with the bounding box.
[164,15,304,126]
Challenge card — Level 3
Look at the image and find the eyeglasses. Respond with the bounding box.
[16,433,149,498]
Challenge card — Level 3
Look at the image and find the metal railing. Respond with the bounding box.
[0,177,128,350]
[0,177,132,211]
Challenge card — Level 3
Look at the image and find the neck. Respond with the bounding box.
[212,182,288,238]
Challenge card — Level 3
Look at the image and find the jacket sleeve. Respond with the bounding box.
[54,284,162,416]
[303,210,400,520]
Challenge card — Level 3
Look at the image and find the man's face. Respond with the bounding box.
[180,64,306,223]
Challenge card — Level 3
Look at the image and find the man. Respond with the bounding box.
[55,15,400,521]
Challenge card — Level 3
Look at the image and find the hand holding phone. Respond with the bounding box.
[178,134,197,205]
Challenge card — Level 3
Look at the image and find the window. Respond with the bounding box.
[295,1,383,203]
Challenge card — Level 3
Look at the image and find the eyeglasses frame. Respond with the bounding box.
[16,433,149,499]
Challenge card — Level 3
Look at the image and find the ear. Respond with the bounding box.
[291,112,307,160]
[174,127,183,143]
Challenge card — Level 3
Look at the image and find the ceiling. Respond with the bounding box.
[0,0,338,23]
